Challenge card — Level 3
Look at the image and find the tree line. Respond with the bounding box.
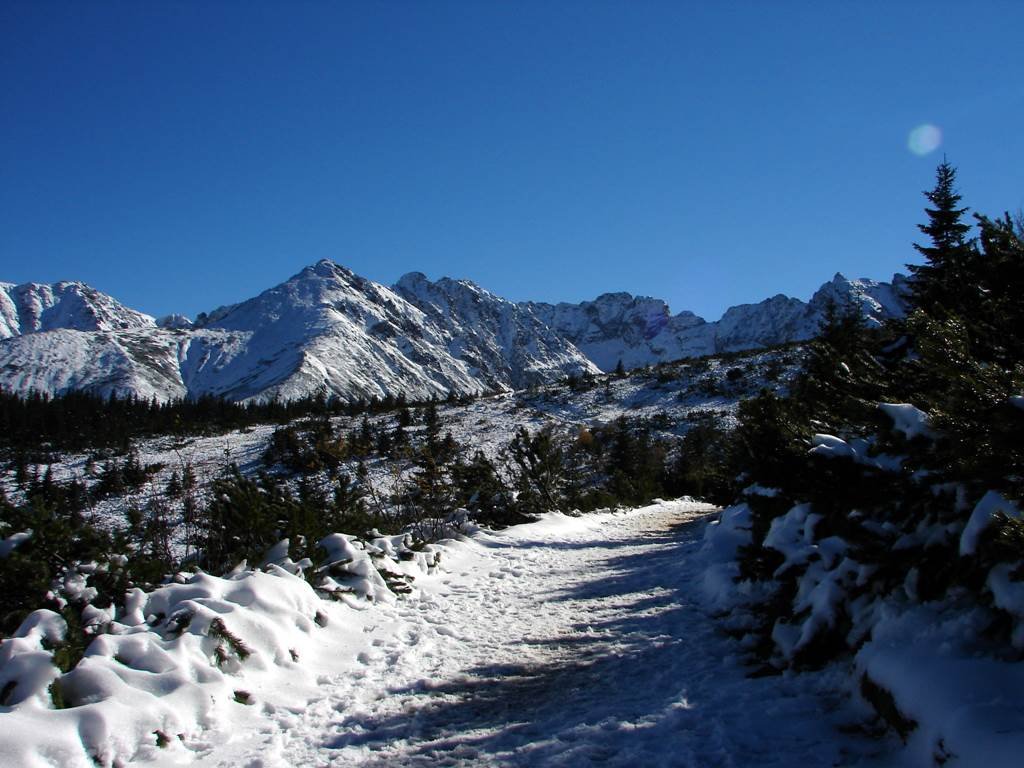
[0,387,481,454]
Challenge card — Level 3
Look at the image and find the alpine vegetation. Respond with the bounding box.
[701,162,1024,765]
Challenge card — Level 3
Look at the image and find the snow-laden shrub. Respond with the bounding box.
[0,524,445,767]
[0,566,320,765]
[701,401,1024,762]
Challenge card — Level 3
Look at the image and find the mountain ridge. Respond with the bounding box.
[526,272,909,371]
[0,261,908,402]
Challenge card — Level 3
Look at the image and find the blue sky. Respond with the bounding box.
[2,1,1022,321]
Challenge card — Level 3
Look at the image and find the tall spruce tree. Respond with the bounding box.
[907,160,974,315]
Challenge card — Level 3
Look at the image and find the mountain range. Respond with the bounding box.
[0,261,908,403]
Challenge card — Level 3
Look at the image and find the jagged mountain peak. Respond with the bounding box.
[530,273,909,371]
[156,314,194,330]
[395,270,430,290]
[0,279,154,339]
[392,271,600,389]
[298,258,361,283]
[0,262,598,403]
[396,271,492,301]
[808,272,910,328]
[0,264,909,402]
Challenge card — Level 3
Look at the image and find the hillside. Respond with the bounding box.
[0,263,905,403]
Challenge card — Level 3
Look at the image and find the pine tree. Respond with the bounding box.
[669,413,734,504]
[907,160,975,316]
[507,426,569,514]
[794,299,891,433]
[329,472,369,532]
[451,451,516,525]
[971,213,1024,366]
[199,468,288,572]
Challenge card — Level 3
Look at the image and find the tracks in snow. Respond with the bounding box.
[194,501,897,768]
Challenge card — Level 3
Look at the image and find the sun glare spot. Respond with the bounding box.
[908,124,942,156]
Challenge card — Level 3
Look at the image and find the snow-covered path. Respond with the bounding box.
[183,501,899,767]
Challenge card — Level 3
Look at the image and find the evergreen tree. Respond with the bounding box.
[329,472,370,533]
[668,414,735,505]
[603,418,664,505]
[507,426,569,514]
[199,467,289,572]
[794,299,892,433]
[907,160,975,316]
[713,162,1024,669]
[970,213,1024,366]
[397,409,460,536]
[451,451,518,525]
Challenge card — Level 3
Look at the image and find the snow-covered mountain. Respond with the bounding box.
[0,263,908,402]
[393,271,592,391]
[0,281,154,339]
[527,273,909,372]
[0,262,598,403]
[524,293,713,372]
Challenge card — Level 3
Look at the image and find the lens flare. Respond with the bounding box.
[908,124,942,156]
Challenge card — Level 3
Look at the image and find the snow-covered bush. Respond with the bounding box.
[701,164,1024,756]
[0,522,444,766]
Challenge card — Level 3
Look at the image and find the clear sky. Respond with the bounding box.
[2,1,1022,322]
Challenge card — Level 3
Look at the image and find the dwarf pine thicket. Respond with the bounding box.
[706,162,1024,672]
[0,391,716,642]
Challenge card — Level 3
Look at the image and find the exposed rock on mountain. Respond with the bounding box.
[393,271,594,390]
[0,262,598,403]
[0,281,154,339]
[0,263,908,401]
[527,273,909,372]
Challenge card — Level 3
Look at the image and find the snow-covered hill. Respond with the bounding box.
[393,271,593,391]
[0,264,907,402]
[188,261,599,402]
[0,281,154,339]
[0,263,598,403]
[527,273,909,372]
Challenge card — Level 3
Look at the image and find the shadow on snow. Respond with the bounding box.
[318,514,787,766]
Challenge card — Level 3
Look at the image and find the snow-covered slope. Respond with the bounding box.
[0,281,154,339]
[0,264,907,401]
[0,262,598,403]
[0,328,189,402]
[527,273,909,371]
[394,271,597,390]
[807,272,910,327]
[524,293,713,372]
[185,261,599,402]
[0,503,922,767]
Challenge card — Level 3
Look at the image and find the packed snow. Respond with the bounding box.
[2,501,925,766]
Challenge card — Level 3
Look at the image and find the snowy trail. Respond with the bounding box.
[178,501,898,767]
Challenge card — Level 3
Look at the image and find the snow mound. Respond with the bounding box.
[960,491,1021,557]
[858,601,1024,768]
[0,568,325,766]
[879,402,934,440]
[0,527,443,767]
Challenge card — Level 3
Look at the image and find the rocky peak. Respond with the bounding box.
[0,280,154,339]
